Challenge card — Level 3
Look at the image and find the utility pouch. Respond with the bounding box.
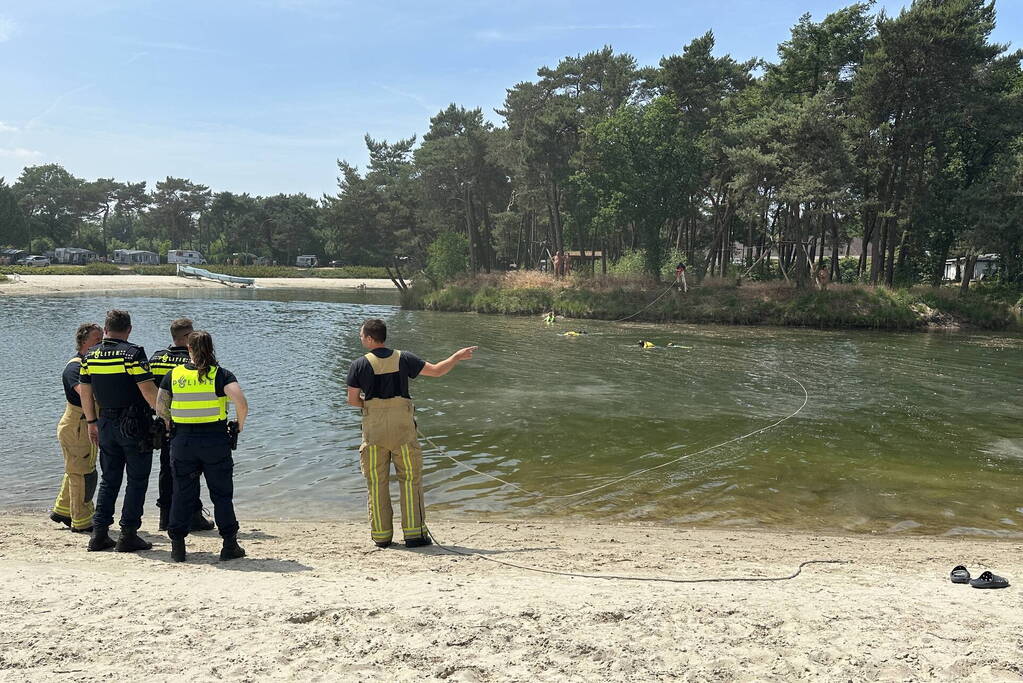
[150,416,168,450]
[227,421,240,451]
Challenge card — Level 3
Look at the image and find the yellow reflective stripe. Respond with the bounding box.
[126,365,148,376]
[169,366,227,423]
[369,445,381,535]
[401,444,413,530]
[85,363,127,375]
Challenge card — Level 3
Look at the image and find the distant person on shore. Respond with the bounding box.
[50,322,103,533]
[148,318,215,534]
[79,309,159,553]
[552,250,564,278]
[346,318,477,549]
[674,262,688,292]
[156,330,249,563]
[816,265,830,291]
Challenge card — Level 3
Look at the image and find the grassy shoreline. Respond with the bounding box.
[409,273,1020,331]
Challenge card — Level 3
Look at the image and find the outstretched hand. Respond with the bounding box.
[454,346,478,361]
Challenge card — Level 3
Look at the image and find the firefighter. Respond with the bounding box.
[50,322,103,533]
[148,317,214,533]
[156,330,249,563]
[79,309,159,552]
[346,318,477,548]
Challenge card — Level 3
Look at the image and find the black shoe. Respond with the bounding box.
[375,540,392,548]
[220,537,246,561]
[158,507,170,532]
[87,527,116,552]
[405,536,433,548]
[115,530,153,553]
[49,512,72,527]
[189,510,215,532]
[71,525,94,534]
[171,537,186,563]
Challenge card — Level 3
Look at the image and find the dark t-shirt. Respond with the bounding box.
[61,353,85,407]
[79,339,154,413]
[160,363,238,432]
[346,348,425,400]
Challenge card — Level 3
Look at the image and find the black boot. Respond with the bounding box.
[171,537,186,562]
[158,507,170,532]
[189,510,215,532]
[219,536,246,561]
[49,512,72,527]
[115,529,153,553]
[87,526,116,552]
[71,525,94,534]
[405,536,433,548]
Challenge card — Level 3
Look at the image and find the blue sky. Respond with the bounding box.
[1,0,1019,198]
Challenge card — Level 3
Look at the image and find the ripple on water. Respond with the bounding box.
[1,292,1021,536]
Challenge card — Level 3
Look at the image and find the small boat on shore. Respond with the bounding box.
[176,264,255,286]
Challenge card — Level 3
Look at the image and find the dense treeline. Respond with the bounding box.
[1,0,1020,285]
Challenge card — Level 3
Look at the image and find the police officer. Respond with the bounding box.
[346,318,476,548]
[79,309,159,552]
[50,322,103,533]
[149,317,214,533]
[156,330,249,563]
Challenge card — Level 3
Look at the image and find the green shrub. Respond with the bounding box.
[426,232,470,285]
[133,265,177,276]
[83,262,122,275]
[608,250,648,277]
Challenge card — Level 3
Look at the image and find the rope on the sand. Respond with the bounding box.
[418,369,809,504]
[424,529,848,584]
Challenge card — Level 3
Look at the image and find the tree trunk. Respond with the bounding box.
[959,255,976,294]
[830,212,840,283]
[464,187,479,273]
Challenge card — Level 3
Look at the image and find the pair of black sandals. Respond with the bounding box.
[950,565,1010,589]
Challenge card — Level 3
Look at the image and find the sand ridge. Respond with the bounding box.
[0,274,397,296]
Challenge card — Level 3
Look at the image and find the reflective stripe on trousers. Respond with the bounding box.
[53,403,98,529]
[359,397,425,542]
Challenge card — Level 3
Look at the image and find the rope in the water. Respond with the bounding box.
[412,324,842,582]
[419,370,808,503]
[607,282,678,323]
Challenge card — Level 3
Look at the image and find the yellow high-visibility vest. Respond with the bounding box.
[169,365,228,424]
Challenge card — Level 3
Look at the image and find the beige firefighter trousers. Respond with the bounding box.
[53,403,98,530]
[359,397,425,542]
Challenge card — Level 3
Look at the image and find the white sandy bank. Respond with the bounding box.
[1,513,1020,681]
[0,274,397,296]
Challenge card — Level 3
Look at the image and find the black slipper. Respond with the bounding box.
[969,570,1009,589]
[950,565,971,584]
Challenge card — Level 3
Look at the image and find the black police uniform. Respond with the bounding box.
[79,338,155,532]
[161,363,241,541]
[149,346,205,524]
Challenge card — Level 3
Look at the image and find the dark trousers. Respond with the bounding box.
[94,417,153,531]
[157,442,202,514]
[168,430,239,540]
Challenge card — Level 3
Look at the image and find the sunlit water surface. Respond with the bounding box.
[1,287,1021,536]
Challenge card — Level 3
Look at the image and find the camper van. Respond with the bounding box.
[167,249,207,265]
[295,255,318,268]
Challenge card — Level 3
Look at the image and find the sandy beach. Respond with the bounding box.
[0,274,397,296]
[1,513,1020,681]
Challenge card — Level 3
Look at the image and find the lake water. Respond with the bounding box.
[1,288,1021,536]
